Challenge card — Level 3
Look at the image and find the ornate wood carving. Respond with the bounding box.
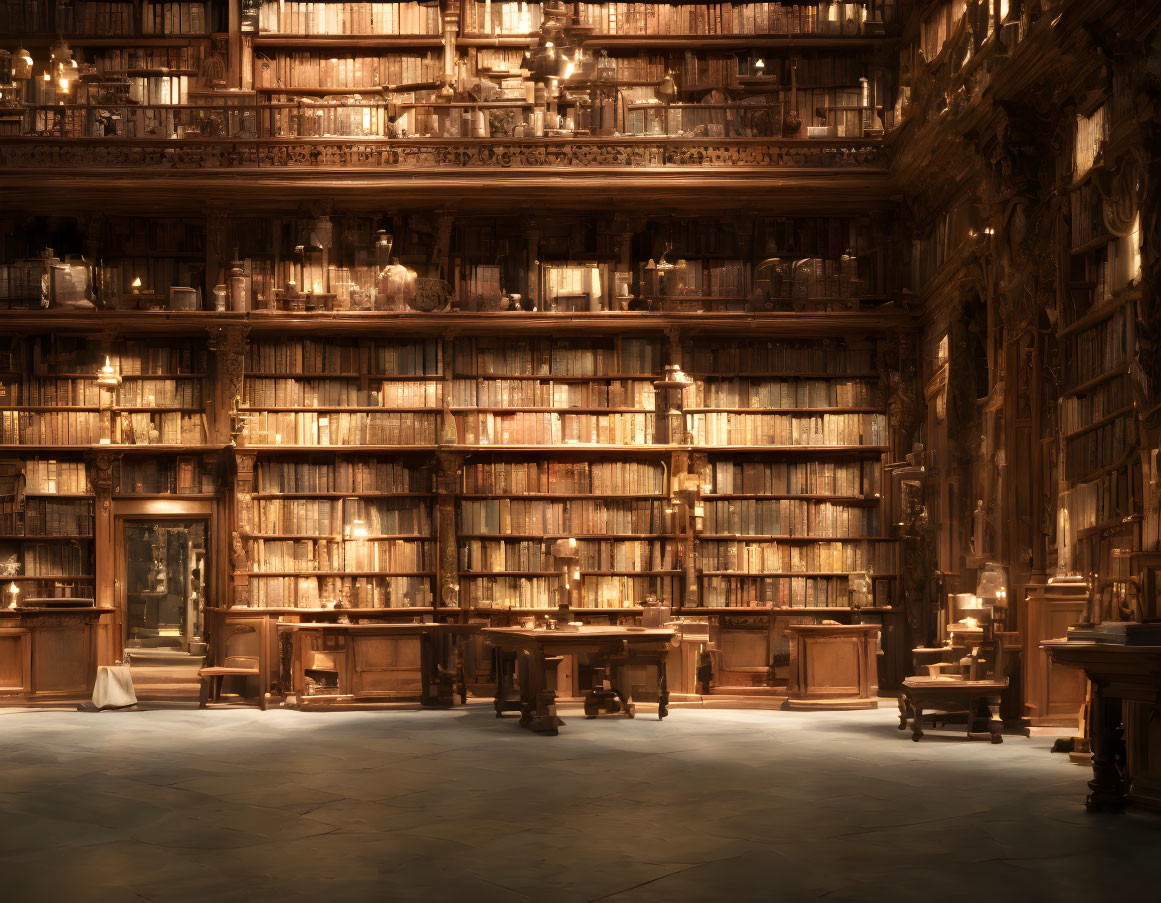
[0,138,889,172]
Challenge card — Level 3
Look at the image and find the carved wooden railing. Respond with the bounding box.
[0,136,888,171]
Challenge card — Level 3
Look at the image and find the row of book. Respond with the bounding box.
[688,378,879,409]
[453,339,660,378]
[254,52,442,90]
[575,2,869,35]
[0,263,41,304]
[24,459,91,495]
[1070,467,1133,533]
[0,0,48,31]
[115,412,208,446]
[255,460,431,494]
[463,575,677,609]
[1070,179,1105,249]
[257,2,442,35]
[754,254,864,300]
[115,380,203,409]
[243,411,440,446]
[449,378,657,410]
[702,498,880,536]
[246,340,442,376]
[701,459,881,497]
[459,460,666,496]
[6,379,104,407]
[695,539,896,574]
[1062,307,1129,389]
[243,379,442,410]
[687,412,887,447]
[247,538,434,573]
[462,1,542,34]
[118,456,217,495]
[247,574,433,607]
[89,47,206,75]
[0,412,101,446]
[458,538,674,573]
[4,499,96,537]
[458,498,666,535]
[261,98,436,139]
[141,2,210,35]
[454,411,657,446]
[687,341,874,375]
[1064,414,1133,484]
[255,498,432,535]
[13,543,90,577]
[701,574,888,608]
[1061,374,1132,436]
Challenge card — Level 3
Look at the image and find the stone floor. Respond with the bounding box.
[1,704,1158,903]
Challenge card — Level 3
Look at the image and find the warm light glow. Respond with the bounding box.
[351,518,368,539]
[131,276,142,290]
[6,582,18,609]
[964,617,978,629]
[42,71,50,82]
[58,76,70,92]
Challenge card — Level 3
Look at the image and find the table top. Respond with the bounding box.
[903,676,1008,690]
[483,625,674,642]
[0,606,113,618]
[786,623,881,635]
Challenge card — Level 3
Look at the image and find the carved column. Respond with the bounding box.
[207,325,248,446]
[434,450,463,620]
[89,451,118,663]
[232,451,256,608]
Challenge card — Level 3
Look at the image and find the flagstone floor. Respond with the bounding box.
[2,704,1158,903]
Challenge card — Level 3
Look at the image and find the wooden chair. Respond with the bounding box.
[199,617,270,710]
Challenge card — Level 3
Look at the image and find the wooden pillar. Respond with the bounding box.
[89,450,118,664]
[232,452,256,608]
[434,450,463,620]
[206,324,248,446]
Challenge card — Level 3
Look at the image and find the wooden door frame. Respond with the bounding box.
[112,499,215,659]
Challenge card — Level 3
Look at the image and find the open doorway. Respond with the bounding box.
[123,519,207,651]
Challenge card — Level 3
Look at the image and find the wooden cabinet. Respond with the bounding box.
[1022,582,1088,727]
[786,623,880,710]
[281,622,453,708]
[0,609,109,702]
[0,628,32,696]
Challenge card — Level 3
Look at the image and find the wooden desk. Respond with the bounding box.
[0,607,113,702]
[897,677,1008,743]
[279,622,466,708]
[482,626,674,735]
[786,623,880,710]
[1043,641,1161,812]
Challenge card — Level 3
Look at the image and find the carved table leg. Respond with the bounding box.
[911,699,924,742]
[897,693,908,730]
[1086,685,1127,812]
[986,694,1003,744]
[657,656,669,721]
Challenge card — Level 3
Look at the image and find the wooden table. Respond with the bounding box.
[786,623,880,710]
[1043,640,1161,812]
[280,622,471,709]
[482,626,674,735]
[0,607,113,703]
[897,676,1008,743]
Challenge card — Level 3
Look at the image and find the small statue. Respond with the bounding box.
[440,392,459,445]
[230,531,248,572]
